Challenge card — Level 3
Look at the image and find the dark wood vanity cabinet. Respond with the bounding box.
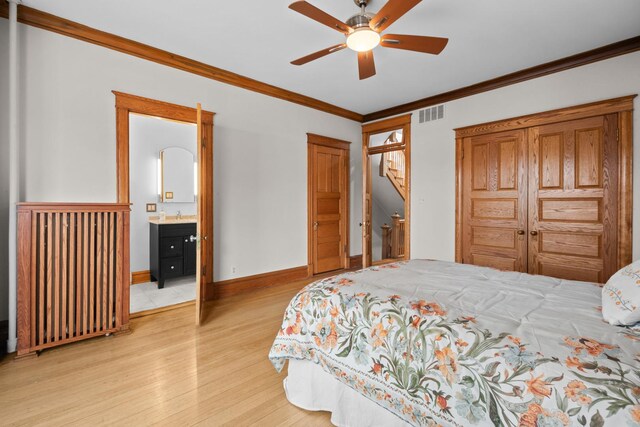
[150,222,197,289]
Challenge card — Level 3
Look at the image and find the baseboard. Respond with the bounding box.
[349,255,363,270]
[131,270,152,285]
[206,265,309,300]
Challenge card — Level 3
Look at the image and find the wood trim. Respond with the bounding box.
[130,300,195,319]
[454,99,633,271]
[1,3,637,125]
[306,133,352,150]
[114,92,214,321]
[362,114,412,133]
[17,203,131,210]
[0,3,362,122]
[364,36,640,122]
[130,270,151,285]
[206,266,309,299]
[115,92,214,124]
[455,95,637,138]
[361,115,412,267]
[618,110,634,267]
[454,137,463,263]
[307,135,351,274]
[114,92,212,200]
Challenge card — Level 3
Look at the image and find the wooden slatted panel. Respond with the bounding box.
[17,204,130,355]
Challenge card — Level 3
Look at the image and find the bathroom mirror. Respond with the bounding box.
[159,147,196,203]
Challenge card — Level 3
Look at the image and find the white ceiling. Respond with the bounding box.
[23,0,640,114]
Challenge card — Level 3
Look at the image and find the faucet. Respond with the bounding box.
[177,210,182,219]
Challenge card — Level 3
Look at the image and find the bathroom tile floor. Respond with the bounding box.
[130,276,196,313]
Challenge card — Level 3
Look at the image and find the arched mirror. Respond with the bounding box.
[159,147,196,203]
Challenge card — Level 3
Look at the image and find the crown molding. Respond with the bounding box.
[363,35,640,122]
[0,3,364,122]
[2,4,639,125]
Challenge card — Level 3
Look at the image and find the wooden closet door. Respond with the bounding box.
[462,130,528,272]
[528,114,618,283]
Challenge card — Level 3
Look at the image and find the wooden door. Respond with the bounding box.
[309,144,348,274]
[363,155,372,267]
[195,103,207,325]
[461,129,528,271]
[528,115,618,283]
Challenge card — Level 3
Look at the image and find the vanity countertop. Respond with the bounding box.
[148,215,197,225]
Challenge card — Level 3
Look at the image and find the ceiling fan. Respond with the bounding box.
[289,0,449,80]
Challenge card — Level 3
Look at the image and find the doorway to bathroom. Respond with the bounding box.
[114,92,214,325]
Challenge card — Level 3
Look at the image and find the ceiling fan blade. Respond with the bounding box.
[381,34,448,54]
[369,0,421,33]
[291,44,347,65]
[357,50,376,80]
[289,1,352,34]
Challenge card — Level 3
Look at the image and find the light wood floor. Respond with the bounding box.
[0,278,334,426]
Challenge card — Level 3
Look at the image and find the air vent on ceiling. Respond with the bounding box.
[418,104,445,123]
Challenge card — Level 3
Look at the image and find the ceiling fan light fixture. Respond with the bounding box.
[346,27,380,52]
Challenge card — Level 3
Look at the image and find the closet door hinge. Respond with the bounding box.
[202,265,206,276]
[616,128,619,142]
[202,137,207,148]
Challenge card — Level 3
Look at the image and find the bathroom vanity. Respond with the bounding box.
[149,217,197,289]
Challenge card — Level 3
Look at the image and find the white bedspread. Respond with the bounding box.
[270,260,640,426]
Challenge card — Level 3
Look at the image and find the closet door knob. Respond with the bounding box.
[530,230,538,236]
[517,230,525,235]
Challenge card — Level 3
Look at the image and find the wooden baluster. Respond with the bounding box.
[391,212,401,258]
[381,223,391,259]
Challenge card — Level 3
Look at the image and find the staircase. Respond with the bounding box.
[379,132,406,200]
[381,212,406,260]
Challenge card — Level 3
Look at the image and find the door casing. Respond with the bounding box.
[361,114,412,268]
[113,91,214,324]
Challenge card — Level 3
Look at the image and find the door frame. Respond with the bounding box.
[113,91,215,321]
[307,133,351,276]
[454,95,635,268]
[361,114,412,268]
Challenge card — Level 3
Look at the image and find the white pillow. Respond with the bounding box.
[602,260,640,326]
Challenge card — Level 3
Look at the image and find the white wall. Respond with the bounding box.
[0,21,9,321]
[129,114,197,273]
[6,19,362,284]
[409,51,640,262]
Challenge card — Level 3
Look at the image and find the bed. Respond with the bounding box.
[269,260,640,427]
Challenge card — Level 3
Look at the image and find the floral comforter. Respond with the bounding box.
[269,260,640,427]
